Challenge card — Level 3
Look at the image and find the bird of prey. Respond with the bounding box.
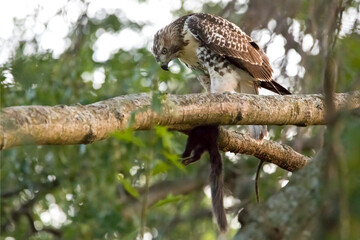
[152,13,291,233]
[153,13,291,139]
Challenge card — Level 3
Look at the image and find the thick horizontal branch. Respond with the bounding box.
[1,91,358,170]
[1,91,358,149]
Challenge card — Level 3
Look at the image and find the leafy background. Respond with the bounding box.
[1,0,360,239]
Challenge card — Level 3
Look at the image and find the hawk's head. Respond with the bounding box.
[152,16,190,71]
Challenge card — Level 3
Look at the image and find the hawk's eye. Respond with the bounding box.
[161,48,168,55]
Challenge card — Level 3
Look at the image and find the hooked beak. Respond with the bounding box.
[161,64,169,71]
[155,56,169,71]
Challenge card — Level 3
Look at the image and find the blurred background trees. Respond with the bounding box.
[1,0,359,239]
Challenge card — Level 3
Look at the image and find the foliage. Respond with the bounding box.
[1,0,359,239]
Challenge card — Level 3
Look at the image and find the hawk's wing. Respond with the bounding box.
[185,13,273,81]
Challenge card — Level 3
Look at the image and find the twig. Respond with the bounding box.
[255,160,264,203]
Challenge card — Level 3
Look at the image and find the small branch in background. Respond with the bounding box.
[1,186,25,198]
[24,211,62,238]
[320,1,350,239]
[1,180,59,234]
[121,177,207,219]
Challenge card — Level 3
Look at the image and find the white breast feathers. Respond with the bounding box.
[178,31,200,68]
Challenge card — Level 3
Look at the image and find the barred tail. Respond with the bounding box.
[209,149,227,232]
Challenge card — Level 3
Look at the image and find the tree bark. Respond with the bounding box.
[1,91,358,171]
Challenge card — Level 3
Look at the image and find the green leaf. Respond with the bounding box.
[152,194,184,208]
[155,126,175,148]
[151,91,166,113]
[152,162,169,176]
[116,173,140,199]
[163,151,186,172]
[112,129,145,147]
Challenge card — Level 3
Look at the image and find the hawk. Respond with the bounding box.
[152,13,291,233]
[153,13,291,139]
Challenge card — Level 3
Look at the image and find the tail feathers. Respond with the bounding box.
[260,80,291,95]
[210,151,227,232]
[248,125,267,140]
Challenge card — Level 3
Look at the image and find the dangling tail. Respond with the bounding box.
[181,126,228,232]
[209,148,227,232]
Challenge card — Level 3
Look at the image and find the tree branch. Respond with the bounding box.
[1,180,60,233]
[218,129,309,172]
[1,92,358,171]
[121,177,207,219]
[1,186,25,198]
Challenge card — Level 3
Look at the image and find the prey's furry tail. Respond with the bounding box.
[209,148,227,232]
